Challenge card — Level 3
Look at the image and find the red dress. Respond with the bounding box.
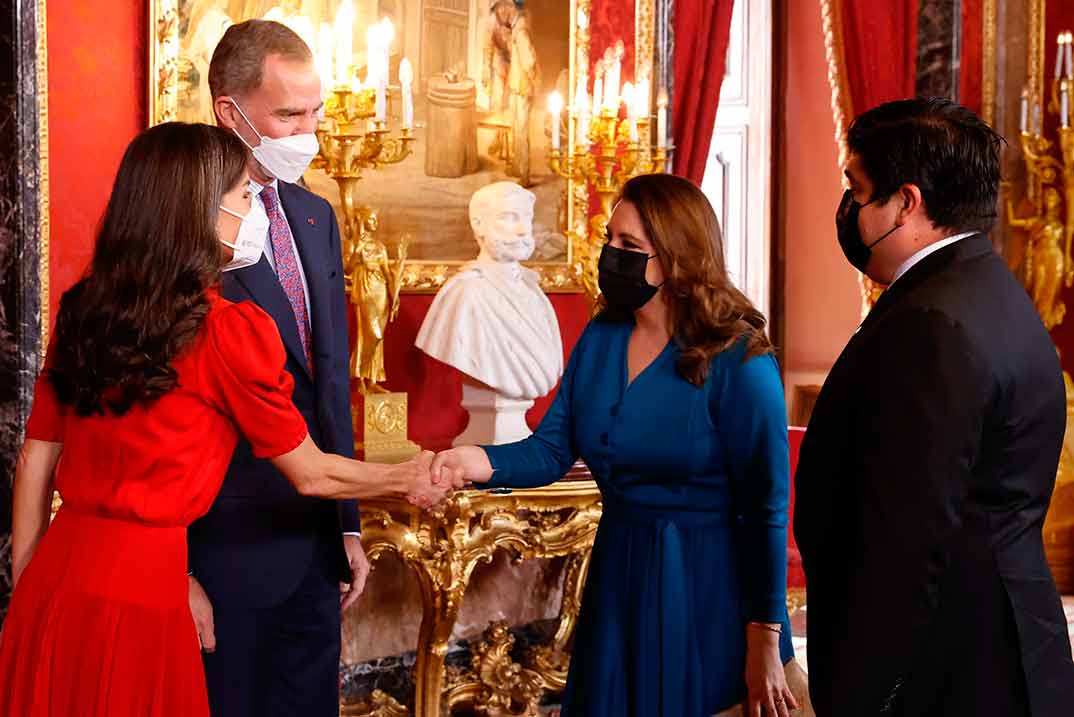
[0,295,309,716]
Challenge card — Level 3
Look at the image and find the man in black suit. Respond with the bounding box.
[186,20,368,716]
[794,98,1074,716]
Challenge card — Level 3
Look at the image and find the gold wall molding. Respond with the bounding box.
[37,0,50,350]
[983,0,998,127]
[147,0,179,125]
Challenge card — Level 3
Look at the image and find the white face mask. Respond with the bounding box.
[219,201,269,272]
[230,100,319,184]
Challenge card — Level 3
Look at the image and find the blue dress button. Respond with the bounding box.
[600,433,609,445]
[610,405,619,417]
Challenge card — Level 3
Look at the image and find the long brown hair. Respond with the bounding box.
[600,173,772,386]
[49,122,249,415]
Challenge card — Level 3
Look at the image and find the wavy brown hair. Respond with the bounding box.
[599,173,772,386]
[49,122,249,416]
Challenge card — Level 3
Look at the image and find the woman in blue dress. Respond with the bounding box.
[433,173,800,716]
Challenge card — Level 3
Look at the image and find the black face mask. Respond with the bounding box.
[836,189,900,273]
[598,243,660,313]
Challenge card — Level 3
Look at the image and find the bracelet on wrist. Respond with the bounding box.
[747,621,782,634]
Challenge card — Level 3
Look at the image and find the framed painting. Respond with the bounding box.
[149,0,663,291]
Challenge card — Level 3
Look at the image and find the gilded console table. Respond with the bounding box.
[348,463,601,717]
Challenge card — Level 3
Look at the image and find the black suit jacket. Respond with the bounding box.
[794,234,1074,716]
[188,180,359,609]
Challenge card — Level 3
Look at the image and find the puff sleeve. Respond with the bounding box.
[201,301,309,459]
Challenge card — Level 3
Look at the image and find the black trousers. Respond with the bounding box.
[202,553,341,717]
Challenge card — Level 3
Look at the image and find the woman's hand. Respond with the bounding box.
[430,446,494,486]
[189,576,216,653]
[745,623,798,717]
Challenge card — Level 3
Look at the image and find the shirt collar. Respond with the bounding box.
[890,231,976,286]
[248,178,279,196]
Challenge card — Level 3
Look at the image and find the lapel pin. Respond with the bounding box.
[307,217,315,226]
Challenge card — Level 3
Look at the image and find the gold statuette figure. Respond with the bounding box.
[348,218,408,394]
[1008,187,1072,330]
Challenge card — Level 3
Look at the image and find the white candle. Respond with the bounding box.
[334,0,354,88]
[1057,33,1065,81]
[1066,32,1073,80]
[656,89,668,149]
[316,23,334,90]
[375,77,387,122]
[548,92,564,150]
[634,77,650,120]
[1020,90,1029,133]
[399,57,414,129]
[622,82,637,142]
[592,69,604,116]
[366,24,382,87]
[1063,86,1071,128]
[604,48,619,112]
[575,85,590,146]
[381,18,395,86]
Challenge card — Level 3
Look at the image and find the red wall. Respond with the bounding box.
[46,1,146,325]
[44,1,624,448]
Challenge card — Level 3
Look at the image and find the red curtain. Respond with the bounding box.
[671,0,735,184]
[838,0,918,116]
[960,0,983,114]
[823,0,918,314]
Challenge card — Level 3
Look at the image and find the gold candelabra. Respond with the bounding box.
[313,81,421,462]
[1007,29,1074,593]
[548,108,669,300]
[314,84,415,392]
[1008,47,1074,331]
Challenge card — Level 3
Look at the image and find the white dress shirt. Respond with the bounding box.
[890,231,977,286]
[250,179,313,314]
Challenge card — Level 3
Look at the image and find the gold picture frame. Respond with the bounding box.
[148,0,659,293]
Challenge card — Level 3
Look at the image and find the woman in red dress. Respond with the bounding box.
[0,123,452,716]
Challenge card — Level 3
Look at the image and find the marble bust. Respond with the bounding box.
[416,182,563,445]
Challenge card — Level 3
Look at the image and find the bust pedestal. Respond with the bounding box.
[453,380,533,447]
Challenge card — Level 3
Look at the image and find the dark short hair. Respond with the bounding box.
[847,98,1003,234]
[209,19,312,100]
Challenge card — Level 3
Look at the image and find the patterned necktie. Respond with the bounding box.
[259,185,313,369]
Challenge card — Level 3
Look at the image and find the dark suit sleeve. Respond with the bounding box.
[324,203,361,533]
[852,308,991,708]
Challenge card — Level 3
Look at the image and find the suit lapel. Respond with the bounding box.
[278,182,332,379]
[225,254,311,378]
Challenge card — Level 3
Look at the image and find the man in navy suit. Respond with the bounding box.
[187,20,368,716]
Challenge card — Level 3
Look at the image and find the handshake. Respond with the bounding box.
[392,445,496,510]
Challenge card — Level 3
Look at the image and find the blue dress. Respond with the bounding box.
[482,317,795,716]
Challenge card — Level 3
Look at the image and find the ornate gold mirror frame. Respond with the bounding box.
[36,0,50,353]
[148,0,658,295]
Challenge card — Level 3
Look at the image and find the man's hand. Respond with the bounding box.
[398,450,465,509]
[340,535,370,612]
[189,575,216,653]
